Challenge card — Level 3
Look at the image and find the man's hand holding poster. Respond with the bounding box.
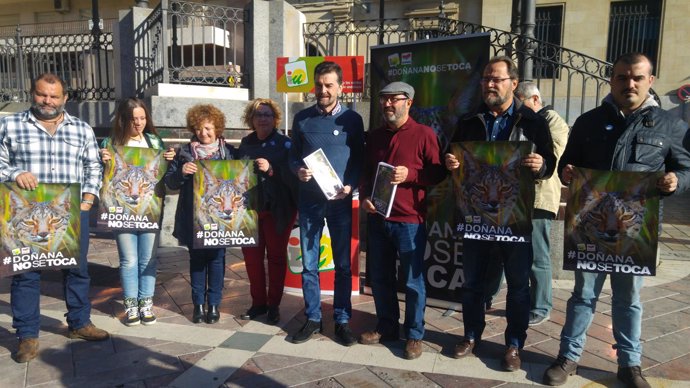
[98,145,166,231]
[0,183,81,277]
[192,160,258,249]
[450,141,535,243]
[564,167,663,276]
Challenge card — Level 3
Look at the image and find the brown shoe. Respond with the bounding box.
[14,338,39,363]
[453,338,476,358]
[502,346,521,371]
[359,329,398,345]
[403,339,423,360]
[68,323,110,341]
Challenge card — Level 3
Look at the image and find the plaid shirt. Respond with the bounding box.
[0,109,103,197]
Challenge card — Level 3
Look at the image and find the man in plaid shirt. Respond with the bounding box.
[0,73,109,363]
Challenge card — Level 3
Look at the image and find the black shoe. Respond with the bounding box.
[240,305,267,320]
[206,305,220,324]
[192,304,206,324]
[543,355,578,386]
[291,320,322,344]
[334,323,357,346]
[267,306,280,324]
[528,312,550,326]
[617,366,651,388]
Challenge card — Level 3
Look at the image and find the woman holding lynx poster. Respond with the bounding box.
[100,98,175,326]
[237,98,297,324]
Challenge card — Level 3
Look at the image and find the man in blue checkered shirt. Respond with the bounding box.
[0,73,110,363]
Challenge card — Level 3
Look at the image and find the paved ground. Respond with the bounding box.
[1,193,690,387]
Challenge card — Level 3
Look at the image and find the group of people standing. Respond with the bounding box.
[1,51,688,388]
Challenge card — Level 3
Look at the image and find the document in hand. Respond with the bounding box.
[303,148,344,199]
[371,162,397,218]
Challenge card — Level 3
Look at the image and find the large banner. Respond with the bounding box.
[450,141,535,243]
[0,183,81,277]
[276,56,364,93]
[369,34,489,304]
[98,145,166,231]
[564,168,662,276]
[192,160,258,249]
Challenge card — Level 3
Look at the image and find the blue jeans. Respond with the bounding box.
[559,271,643,367]
[115,231,158,300]
[298,196,352,323]
[189,247,226,305]
[462,239,532,348]
[11,211,92,339]
[367,216,426,340]
[530,209,554,317]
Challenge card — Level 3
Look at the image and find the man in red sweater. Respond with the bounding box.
[359,81,445,359]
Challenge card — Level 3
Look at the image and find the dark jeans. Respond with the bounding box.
[189,247,226,306]
[367,216,426,340]
[462,239,532,348]
[12,211,93,339]
[298,195,352,323]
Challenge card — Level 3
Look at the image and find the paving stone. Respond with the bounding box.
[642,328,690,363]
[642,310,690,340]
[179,349,213,370]
[225,357,263,382]
[250,353,313,373]
[330,367,388,387]
[228,359,360,387]
[296,376,346,387]
[642,297,688,319]
[220,332,272,352]
[645,353,690,380]
[367,365,439,387]
[423,371,505,387]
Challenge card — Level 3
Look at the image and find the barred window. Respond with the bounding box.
[533,5,563,79]
[607,0,661,70]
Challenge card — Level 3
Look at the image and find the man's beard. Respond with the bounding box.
[31,102,64,120]
[484,92,509,108]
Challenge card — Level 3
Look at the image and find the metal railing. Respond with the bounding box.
[304,17,613,123]
[0,20,115,102]
[135,0,246,97]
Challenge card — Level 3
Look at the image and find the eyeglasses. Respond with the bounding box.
[480,77,513,85]
[253,113,274,119]
[379,96,408,104]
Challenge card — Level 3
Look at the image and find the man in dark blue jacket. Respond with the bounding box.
[445,56,555,372]
[288,61,365,346]
[543,52,690,388]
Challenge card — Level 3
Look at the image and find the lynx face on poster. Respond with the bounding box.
[0,183,81,277]
[450,141,535,243]
[98,145,166,231]
[564,168,662,276]
[192,160,258,249]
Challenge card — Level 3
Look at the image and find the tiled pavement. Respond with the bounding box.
[1,193,690,387]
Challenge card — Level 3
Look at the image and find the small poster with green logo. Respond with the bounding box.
[276,56,364,93]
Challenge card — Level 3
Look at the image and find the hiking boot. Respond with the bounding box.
[266,306,280,324]
[334,323,356,346]
[502,346,521,371]
[359,329,399,345]
[453,338,476,358]
[192,304,206,323]
[404,339,423,360]
[139,297,157,325]
[14,338,39,363]
[617,366,651,388]
[240,305,267,320]
[291,320,322,344]
[528,312,550,326]
[68,323,110,341]
[123,297,140,326]
[543,355,578,386]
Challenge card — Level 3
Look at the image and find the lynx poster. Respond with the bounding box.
[564,168,662,276]
[0,183,81,277]
[369,34,489,304]
[450,141,535,243]
[192,160,258,249]
[98,145,166,231]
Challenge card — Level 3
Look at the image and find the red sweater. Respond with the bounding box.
[362,117,446,223]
